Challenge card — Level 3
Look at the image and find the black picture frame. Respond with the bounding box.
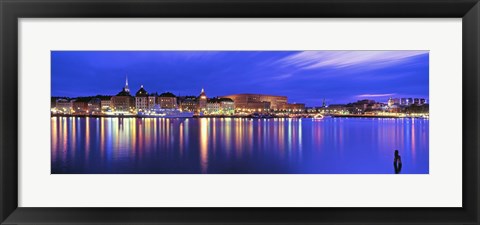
[1,0,479,224]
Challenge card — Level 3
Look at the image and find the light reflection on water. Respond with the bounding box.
[51,117,429,174]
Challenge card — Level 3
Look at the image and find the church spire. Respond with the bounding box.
[124,75,130,93]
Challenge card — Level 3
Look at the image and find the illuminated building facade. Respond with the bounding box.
[157,92,178,109]
[282,103,306,112]
[400,97,426,106]
[206,98,235,115]
[100,99,112,110]
[72,99,89,114]
[206,101,220,114]
[221,93,287,111]
[135,85,149,112]
[88,98,102,114]
[55,99,73,114]
[387,98,394,107]
[148,95,156,109]
[393,98,400,105]
[414,98,420,105]
[198,89,207,113]
[111,78,134,112]
[179,96,197,112]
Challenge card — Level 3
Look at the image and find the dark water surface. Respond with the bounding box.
[51,117,429,174]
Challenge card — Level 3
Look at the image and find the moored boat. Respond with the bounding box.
[138,106,194,118]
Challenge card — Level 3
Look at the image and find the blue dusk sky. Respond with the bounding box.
[51,51,429,106]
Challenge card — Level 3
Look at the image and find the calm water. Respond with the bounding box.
[51,117,429,174]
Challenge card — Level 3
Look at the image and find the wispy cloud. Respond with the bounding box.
[278,51,428,70]
[356,93,396,98]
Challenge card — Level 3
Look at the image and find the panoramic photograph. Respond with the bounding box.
[51,50,429,174]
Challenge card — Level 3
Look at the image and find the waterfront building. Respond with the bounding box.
[387,98,394,107]
[420,98,426,105]
[414,98,420,105]
[198,89,208,113]
[111,78,134,113]
[240,101,270,113]
[369,102,387,111]
[393,98,400,105]
[88,98,102,114]
[100,99,112,110]
[306,107,318,113]
[412,98,427,105]
[221,93,287,111]
[326,104,348,114]
[388,104,401,113]
[400,97,427,106]
[72,99,89,114]
[407,98,413,105]
[135,85,149,112]
[282,103,306,112]
[148,94,157,109]
[179,96,197,112]
[55,98,72,114]
[220,98,235,115]
[157,92,178,109]
[206,101,220,115]
[352,99,376,111]
[206,98,235,115]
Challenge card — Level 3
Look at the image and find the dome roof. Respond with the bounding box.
[135,85,148,97]
[116,88,131,96]
[159,92,176,97]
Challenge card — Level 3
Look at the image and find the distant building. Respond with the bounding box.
[72,99,89,114]
[135,85,149,112]
[414,98,420,105]
[111,78,134,113]
[247,101,271,112]
[148,94,157,109]
[407,98,413,105]
[221,93,287,111]
[393,98,400,105]
[221,100,235,115]
[88,98,102,114]
[55,99,72,114]
[282,103,306,112]
[369,102,386,111]
[198,89,208,113]
[206,101,220,115]
[101,99,112,110]
[420,98,426,105]
[399,97,427,106]
[206,98,235,115]
[387,98,394,107]
[327,104,348,114]
[179,96,197,112]
[157,92,178,109]
[354,99,376,111]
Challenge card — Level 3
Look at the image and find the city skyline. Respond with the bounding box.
[51,79,426,107]
[52,51,429,106]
